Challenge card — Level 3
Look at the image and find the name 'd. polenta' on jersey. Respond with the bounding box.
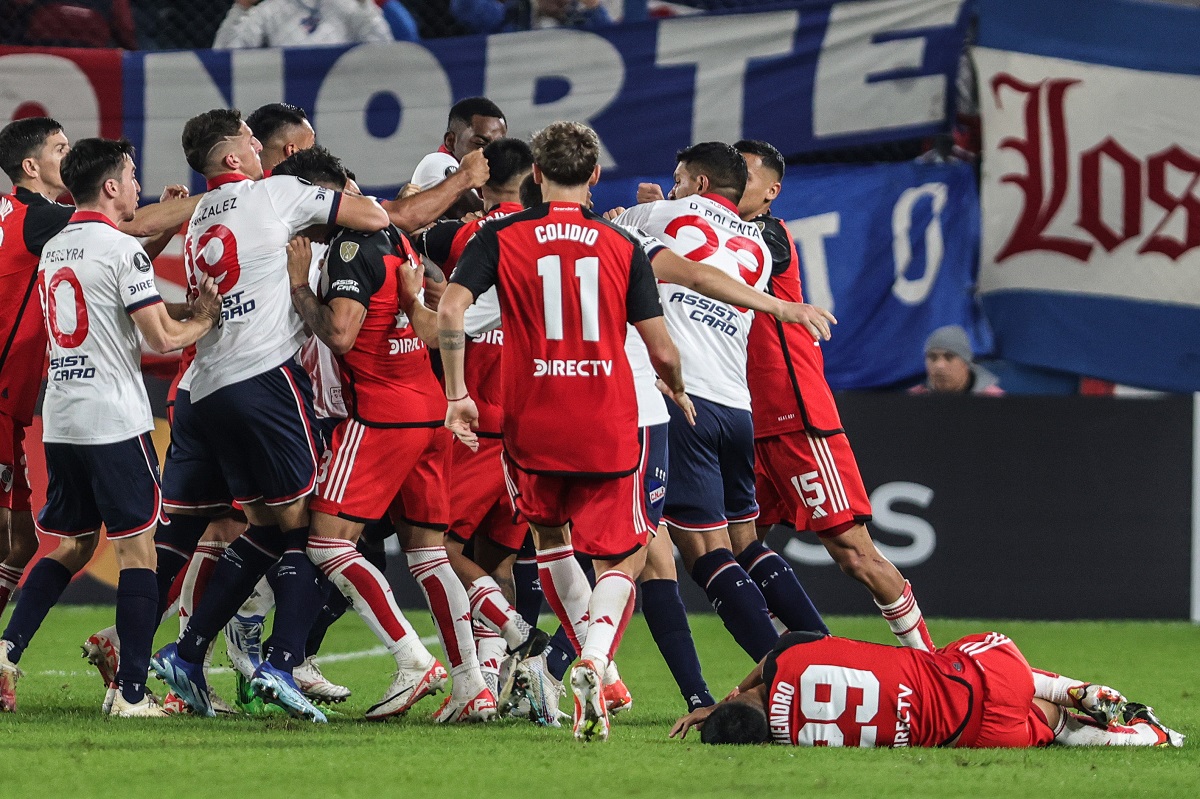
[533,358,613,377]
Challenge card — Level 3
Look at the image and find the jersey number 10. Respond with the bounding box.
[537,255,599,342]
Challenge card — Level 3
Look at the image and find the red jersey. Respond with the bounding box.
[764,634,973,748]
[747,214,843,438]
[0,188,74,424]
[323,225,444,428]
[450,202,662,477]
[415,202,524,437]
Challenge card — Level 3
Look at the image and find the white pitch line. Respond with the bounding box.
[38,634,441,678]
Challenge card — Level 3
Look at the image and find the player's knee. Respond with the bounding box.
[50,535,98,571]
[700,703,771,745]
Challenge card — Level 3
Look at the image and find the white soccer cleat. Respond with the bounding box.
[433,686,498,723]
[81,628,120,687]
[107,690,170,718]
[293,657,351,705]
[365,659,448,721]
[224,614,265,680]
[513,653,567,728]
[571,658,609,741]
[1068,683,1126,725]
[0,640,22,713]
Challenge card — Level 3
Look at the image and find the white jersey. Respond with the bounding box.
[213,0,393,49]
[410,151,458,191]
[615,195,770,411]
[38,214,159,445]
[301,242,346,419]
[184,173,339,401]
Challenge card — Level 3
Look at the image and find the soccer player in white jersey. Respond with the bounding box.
[150,109,389,722]
[0,138,220,716]
[614,143,784,665]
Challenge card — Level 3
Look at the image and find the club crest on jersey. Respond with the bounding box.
[339,241,360,262]
[0,464,12,493]
[133,252,152,273]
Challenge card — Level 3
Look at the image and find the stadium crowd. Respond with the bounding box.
[0,96,1184,748]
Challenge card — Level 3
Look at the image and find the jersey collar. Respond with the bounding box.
[437,144,456,159]
[701,192,740,214]
[487,201,524,217]
[69,210,117,228]
[206,172,254,190]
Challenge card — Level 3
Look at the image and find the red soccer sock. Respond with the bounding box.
[406,546,478,673]
[579,570,636,668]
[0,564,24,617]
[535,544,591,654]
[467,576,531,651]
[876,580,934,651]
[179,542,226,635]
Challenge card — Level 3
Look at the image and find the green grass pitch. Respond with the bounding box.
[1,606,1196,798]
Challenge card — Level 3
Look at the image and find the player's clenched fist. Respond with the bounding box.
[636,182,665,204]
[458,149,490,189]
[191,275,223,326]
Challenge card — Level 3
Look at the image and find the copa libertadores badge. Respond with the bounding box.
[339,241,360,262]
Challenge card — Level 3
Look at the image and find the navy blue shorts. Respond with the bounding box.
[642,423,668,528]
[37,432,166,540]
[313,414,341,454]
[191,358,320,507]
[162,388,233,513]
[663,395,758,531]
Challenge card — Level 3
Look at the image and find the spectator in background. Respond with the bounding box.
[911,325,1004,396]
[213,0,398,47]
[450,0,612,34]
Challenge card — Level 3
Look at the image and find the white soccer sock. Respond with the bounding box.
[307,537,429,670]
[237,578,275,619]
[474,620,505,692]
[467,576,531,651]
[579,570,637,670]
[1055,712,1161,746]
[876,580,934,651]
[406,546,480,673]
[535,544,591,654]
[1031,668,1078,706]
[179,541,227,636]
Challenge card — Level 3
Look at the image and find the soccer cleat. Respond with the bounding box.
[497,627,551,712]
[1121,702,1185,748]
[602,661,632,715]
[81,629,120,688]
[149,642,214,718]
[571,658,609,741]
[513,653,567,728]
[293,657,351,704]
[102,684,118,715]
[224,614,265,680]
[1067,683,1125,725]
[250,662,328,723]
[365,660,448,721]
[162,691,189,715]
[0,641,21,713]
[107,691,170,718]
[234,671,268,715]
[432,686,498,723]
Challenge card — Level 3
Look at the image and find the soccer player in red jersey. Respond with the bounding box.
[439,121,692,741]
[671,630,1184,748]
[734,140,935,652]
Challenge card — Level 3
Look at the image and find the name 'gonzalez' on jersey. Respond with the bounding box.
[449,201,663,478]
[614,194,770,412]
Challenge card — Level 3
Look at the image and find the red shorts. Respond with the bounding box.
[0,412,32,512]
[311,419,450,529]
[502,447,652,560]
[447,436,527,552]
[754,431,872,535]
[943,633,1056,748]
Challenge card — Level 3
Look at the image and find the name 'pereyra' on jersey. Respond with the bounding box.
[38,213,161,445]
[184,173,340,401]
[615,194,770,411]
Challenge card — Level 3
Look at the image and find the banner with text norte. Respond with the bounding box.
[593,159,983,390]
[976,0,1200,392]
[110,0,968,196]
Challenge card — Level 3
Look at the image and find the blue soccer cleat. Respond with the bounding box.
[250,662,327,723]
[149,642,214,718]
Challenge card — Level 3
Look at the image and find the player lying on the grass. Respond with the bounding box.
[670,631,1184,748]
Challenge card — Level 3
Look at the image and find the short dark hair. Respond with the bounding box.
[246,103,309,147]
[700,703,772,746]
[677,142,748,202]
[519,173,542,209]
[733,139,785,180]
[182,108,244,175]
[448,97,505,129]
[531,122,599,187]
[61,138,136,205]
[0,117,64,183]
[270,145,347,188]
[483,138,533,189]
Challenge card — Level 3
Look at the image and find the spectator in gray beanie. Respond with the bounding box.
[910,325,1004,395]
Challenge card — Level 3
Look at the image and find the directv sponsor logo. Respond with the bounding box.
[533,359,613,377]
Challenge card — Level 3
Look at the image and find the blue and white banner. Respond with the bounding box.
[976,0,1200,392]
[594,159,983,390]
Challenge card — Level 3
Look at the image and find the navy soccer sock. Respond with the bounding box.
[690,548,779,662]
[736,540,829,635]
[153,514,209,619]
[513,537,543,628]
[264,526,324,672]
[304,579,352,658]
[1,558,73,663]
[177,525,281,663]
[545,625,576,682]
[115,568,158,704]
[641,579,714,709]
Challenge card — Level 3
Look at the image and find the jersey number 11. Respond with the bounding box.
[538,255,599,342]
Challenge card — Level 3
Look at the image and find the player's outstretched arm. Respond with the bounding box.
[334,194,390,234]
[437,283,480,451]
[286,236,366,354]
[132,275,221,353]
[381,149,490,233]
[633,317,695,426]
[118,190,201,239]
